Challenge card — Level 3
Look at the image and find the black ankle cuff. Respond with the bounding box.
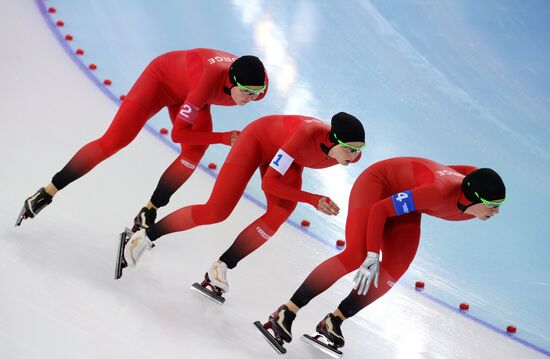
[146,226,159,241]
[219,252,238,269]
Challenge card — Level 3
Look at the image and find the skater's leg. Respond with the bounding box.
[262,169,387,346]
[51,101,153,189]
[285,170,389,312]
[50,71,164,191]
[134,109,211,229]
[19,65,169,225]
[336,212,421,318]
[288,208,370,309]
[149,107,212,208]
[218,165,301,269]
[146,134,262,241]
[267,210,368,344]
[196,194,298,295]
[203,168,300,292]
[217,201,296,268]
[20,99,161,223]
[309,213,421,349]
[124,133,262,267]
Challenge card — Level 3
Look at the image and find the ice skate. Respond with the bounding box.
[190,261,229,305]
[15,188,53,226]
[254,305,296,354]
[132,206,157,231]
[123,228,153,268]
[114,227,134,279]
[301,313,344,358]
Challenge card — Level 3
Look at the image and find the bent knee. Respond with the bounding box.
[325,251,365,274]
[96,136,132,157]
[195,203,232,224]
[339,252,367,273]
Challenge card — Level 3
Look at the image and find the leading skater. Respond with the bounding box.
[257,157,506,354]
[16,48,267,229]
[122,113,366,292]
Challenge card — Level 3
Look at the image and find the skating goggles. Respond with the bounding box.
[333,133,366,153]
[468,183,506,208]
[233,76,266,95]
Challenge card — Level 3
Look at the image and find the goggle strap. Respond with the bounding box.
[333,133,366,151]
[468,182,506,206]
[233,76,266,93]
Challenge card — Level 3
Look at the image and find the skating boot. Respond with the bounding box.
[15,188,53,226]
[254,305,296,354]
[191,260,229,304]
[301,313,344,358]
[123,228,153,267]
[133,206,157,231]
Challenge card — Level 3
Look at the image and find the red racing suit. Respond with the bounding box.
[289,157,476,318]
[147,115,360,269]
[51,48,268,208]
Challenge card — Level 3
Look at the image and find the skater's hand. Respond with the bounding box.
[230,131,240,146]
[317,197,340,216]
[354,252,380,295]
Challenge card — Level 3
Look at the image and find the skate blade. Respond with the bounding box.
[253,321,286,354]
[301,334,343,358]
[14,207,27,227]
[114,228,132,280]
[190,282,225,304]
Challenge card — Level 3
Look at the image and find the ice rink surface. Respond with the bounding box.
[0,1,548,358]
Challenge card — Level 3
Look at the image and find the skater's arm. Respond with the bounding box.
[261,127,325,207]
[171,63,237,145]
[262,165,322,206]
[172,125,236,145]
[171,101,236,145]
[365,185,439,253]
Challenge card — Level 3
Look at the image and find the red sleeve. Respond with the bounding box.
[171,103,233,145]
[365,185,439,253]
[448,165,477,176]
[170,51,232,145]
[261,126,322,206]
[262,165,321,206]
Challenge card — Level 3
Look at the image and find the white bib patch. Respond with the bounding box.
[269,149,294,175]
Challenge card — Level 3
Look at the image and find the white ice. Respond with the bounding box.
[0,1,547,358]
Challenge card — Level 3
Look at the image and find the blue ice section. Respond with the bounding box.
[41,0,550,352]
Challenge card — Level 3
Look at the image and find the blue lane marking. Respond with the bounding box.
[34,1,548,356]
[416,289,550,357]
